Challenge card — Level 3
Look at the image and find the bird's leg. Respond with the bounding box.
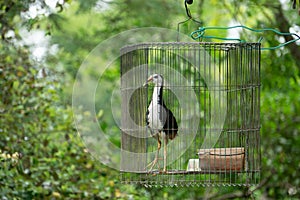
[163,134,168,173]
[146,136,161,172]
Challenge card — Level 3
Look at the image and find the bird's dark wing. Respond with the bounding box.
[146,109,149,126]
[162,103,178,140]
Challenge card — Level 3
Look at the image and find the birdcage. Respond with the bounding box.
[120,42,261,187]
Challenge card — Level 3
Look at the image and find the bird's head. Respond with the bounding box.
[144,74,164,86]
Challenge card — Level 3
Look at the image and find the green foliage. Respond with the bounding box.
[261,69,300,197]
[0,30,146,200]
[0,1,146,199]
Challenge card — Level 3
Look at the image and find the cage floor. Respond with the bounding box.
[120,169,260,174]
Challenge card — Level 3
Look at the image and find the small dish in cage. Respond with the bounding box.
[197,147,245,172]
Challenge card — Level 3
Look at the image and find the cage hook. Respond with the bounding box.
[185,0,193,19]
[177,0,202,41]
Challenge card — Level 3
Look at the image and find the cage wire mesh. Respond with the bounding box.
[120,42,261,187]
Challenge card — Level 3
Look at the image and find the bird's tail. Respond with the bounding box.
[168,131,178,140]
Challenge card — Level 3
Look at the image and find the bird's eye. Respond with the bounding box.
[153,75,158,79]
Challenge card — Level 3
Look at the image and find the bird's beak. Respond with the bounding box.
[143,76,153,87]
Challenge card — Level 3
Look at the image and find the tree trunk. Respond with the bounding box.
[275,5,300,67]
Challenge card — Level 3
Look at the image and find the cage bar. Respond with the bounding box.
[120,42,261,187]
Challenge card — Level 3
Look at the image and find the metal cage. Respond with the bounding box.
[120,42,261,187]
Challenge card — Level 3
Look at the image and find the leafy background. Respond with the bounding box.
[1,0,299,199]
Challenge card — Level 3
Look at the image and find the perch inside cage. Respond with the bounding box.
[120,42,261,186]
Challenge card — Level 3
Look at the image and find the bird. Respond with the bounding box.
[144,74,178,173]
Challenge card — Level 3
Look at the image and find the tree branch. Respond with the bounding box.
[210,172,273,200]
[213,191,245,200]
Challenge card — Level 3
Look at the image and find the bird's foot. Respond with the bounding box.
[145,157,163,172]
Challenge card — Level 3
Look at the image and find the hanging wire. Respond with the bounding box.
[190,25,300,50]
[177,0,202,41]
[185,0,193,18]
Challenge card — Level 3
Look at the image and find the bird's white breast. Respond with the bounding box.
[148,103,162,130]
[147,102,167,133]
[147,84,167,134]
